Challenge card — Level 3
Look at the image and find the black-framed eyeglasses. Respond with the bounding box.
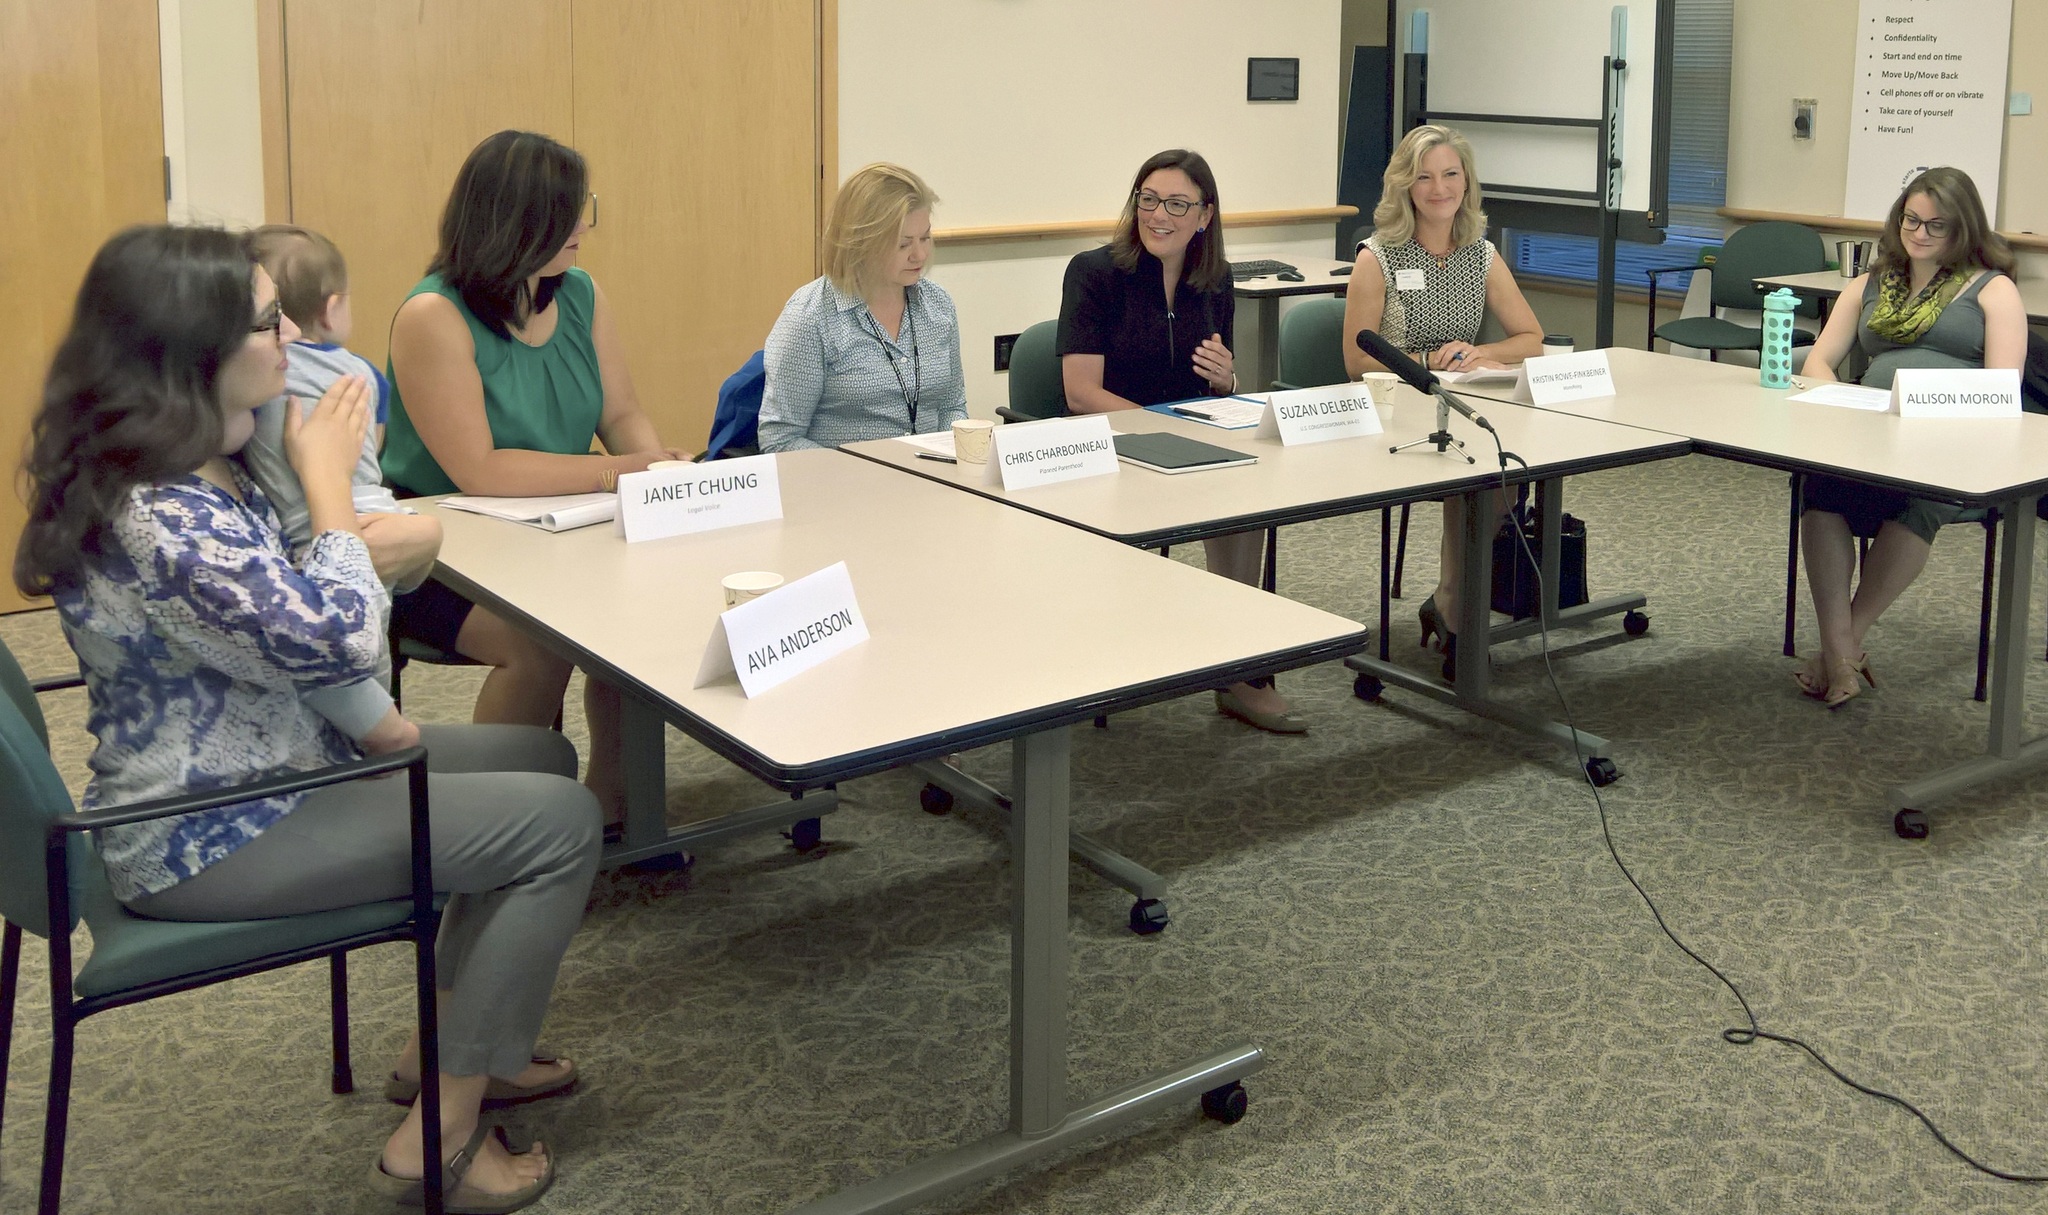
[1134,191,1201,218]
[1900,213,1951,238]
[249,300,283,338]
[581,193,598,230]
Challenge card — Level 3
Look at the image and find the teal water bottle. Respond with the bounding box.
[1759,287,1796,389]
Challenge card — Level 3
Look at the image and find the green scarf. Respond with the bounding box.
[1866,266,1963,344]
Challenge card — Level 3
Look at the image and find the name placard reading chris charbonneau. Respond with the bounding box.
[981,415,1120,491]
[617,453,782,543]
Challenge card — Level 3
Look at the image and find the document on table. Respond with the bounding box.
[1145,395,1267,429]
[439,493,619,532]
[1437,366,1522,385]
[1789,383,1891,412]
[894,431,957,456]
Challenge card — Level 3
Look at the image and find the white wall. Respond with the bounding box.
[839,0,1347,415]
[159,0,265,229]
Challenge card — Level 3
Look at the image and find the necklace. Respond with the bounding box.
[860,298,921,428]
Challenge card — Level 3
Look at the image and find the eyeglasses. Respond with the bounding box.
[249,300,283,338]
[1900,213,1951,238]
[1134,191,1201,218]
[581,194,598,230]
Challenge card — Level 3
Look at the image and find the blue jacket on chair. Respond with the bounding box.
[705,350,767,460]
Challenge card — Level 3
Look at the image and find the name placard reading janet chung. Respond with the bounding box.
[694,561,870,697]
[981,415,1120,491]
[618,453,782,543]
[1889,367,2022,419]
[1254,383,1383,445]
[1524,350,1615,406]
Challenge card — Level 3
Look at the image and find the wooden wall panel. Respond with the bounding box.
[571,1,822,449]
[281,0,573,369]
[0,0,163,613]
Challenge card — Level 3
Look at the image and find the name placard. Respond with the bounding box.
[618,454,782,542]
[1889,367,2022,418]
[1523,350,1615,406]
[1252,383,1384,445]
[693,561,870,697]
[981,415,1120,491]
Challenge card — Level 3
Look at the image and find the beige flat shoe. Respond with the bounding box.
[1215,690,1308,735]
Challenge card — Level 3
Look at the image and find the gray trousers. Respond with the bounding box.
[128,725,602,1079]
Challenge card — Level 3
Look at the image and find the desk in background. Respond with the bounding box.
[1754,269,2048,326]
[1234,255,1354,391]
[1450,346,2048,836]
[424,451,1368,1213]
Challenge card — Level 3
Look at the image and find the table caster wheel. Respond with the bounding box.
[1623,609,1650,637]
[919,784,953,815]
[784,817,823,852]
[1584,757,1620,787]
[1894,809,1929,839]
[1129,898,1170,935]
[1200,1082,1248,1124]
[1353,673,1384,702]
[1094,715,1111,729]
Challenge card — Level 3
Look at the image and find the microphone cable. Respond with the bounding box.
[1467,421,2048,1184]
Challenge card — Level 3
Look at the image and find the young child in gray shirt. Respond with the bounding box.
[241,225,430,755]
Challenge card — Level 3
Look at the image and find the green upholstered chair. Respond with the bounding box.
[0,640,449,1212]
[1273,297,1409,656]
[1646,221,1827,358]
[998,319,1064,422]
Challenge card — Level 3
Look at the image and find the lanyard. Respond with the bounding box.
[860,301,921,428]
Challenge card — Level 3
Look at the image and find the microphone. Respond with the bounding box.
[1354,328,1438,394]
[1355,329,1495,433]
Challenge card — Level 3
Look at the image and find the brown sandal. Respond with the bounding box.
[383,1055,577,1107]
[368,1120,555,1213]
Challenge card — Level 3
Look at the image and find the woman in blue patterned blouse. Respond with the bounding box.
[16,226,598,1211]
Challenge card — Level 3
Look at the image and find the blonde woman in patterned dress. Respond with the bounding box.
[1342,124,1544,679]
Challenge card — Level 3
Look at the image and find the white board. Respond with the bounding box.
[1391,0,1661,217]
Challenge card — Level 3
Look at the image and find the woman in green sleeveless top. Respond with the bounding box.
[386,130,684,817]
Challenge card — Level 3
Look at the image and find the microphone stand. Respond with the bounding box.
[1389,387,1477,464]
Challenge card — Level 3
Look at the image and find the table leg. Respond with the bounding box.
[911,760,1167,905]
[1485,477,1647,645]
[788,726,1265,1214]
[1890,494,2048,813]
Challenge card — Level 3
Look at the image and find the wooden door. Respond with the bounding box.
[280,0,575,371]
[0,0,164,613]
[570,2,824,448]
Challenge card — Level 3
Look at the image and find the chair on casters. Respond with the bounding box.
[1646,221,1827,359]
[1274,297,1407,656]
[0,640,449,1213]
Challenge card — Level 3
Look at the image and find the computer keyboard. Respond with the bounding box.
[1229,259,1298,281]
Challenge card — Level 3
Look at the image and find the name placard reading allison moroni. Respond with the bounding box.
[617,453,783,543]
[694,561,870,697]
[981,414,1120,491]
[1889,367,2021,419]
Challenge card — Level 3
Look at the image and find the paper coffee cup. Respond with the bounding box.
[721,571,783,606]
[952,418,995,463]
[1362,372,1400,411]
[1542,335,1575,355]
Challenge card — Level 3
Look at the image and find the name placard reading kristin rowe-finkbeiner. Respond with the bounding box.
[1254,383,1383,445]
[693,561,870,697]
[981,415,1120,491]
[617,453,782,543]
[1523,350,1616,407]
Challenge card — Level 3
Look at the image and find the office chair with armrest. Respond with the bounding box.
[1646,221,1827,359]
[0,640,448,1213]
[998,320,1064,422]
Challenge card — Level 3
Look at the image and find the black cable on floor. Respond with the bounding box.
[1473,421,2048,1184]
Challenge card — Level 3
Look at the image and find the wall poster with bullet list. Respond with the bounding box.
[1844,0,2012,221]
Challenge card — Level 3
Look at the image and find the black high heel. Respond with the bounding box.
[1419,595,1457,683]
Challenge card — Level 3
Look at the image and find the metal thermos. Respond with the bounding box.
[1836,239,1874,277]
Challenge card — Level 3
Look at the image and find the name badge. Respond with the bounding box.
[1523,349,1615,406]
[1253,383,1384,445]
[694,561,870,697]
[618,453,782,542]
[1889,367,2022,418]
[981,415,1120,491]
[1394,268,1427,291]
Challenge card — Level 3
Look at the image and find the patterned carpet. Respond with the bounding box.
[8,453,2048,1214]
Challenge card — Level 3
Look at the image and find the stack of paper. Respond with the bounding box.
[439,493,619,532]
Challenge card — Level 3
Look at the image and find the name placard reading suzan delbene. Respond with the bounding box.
[1254,383,1383,445]
[617,453,783,543]
[694,561,870,697]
